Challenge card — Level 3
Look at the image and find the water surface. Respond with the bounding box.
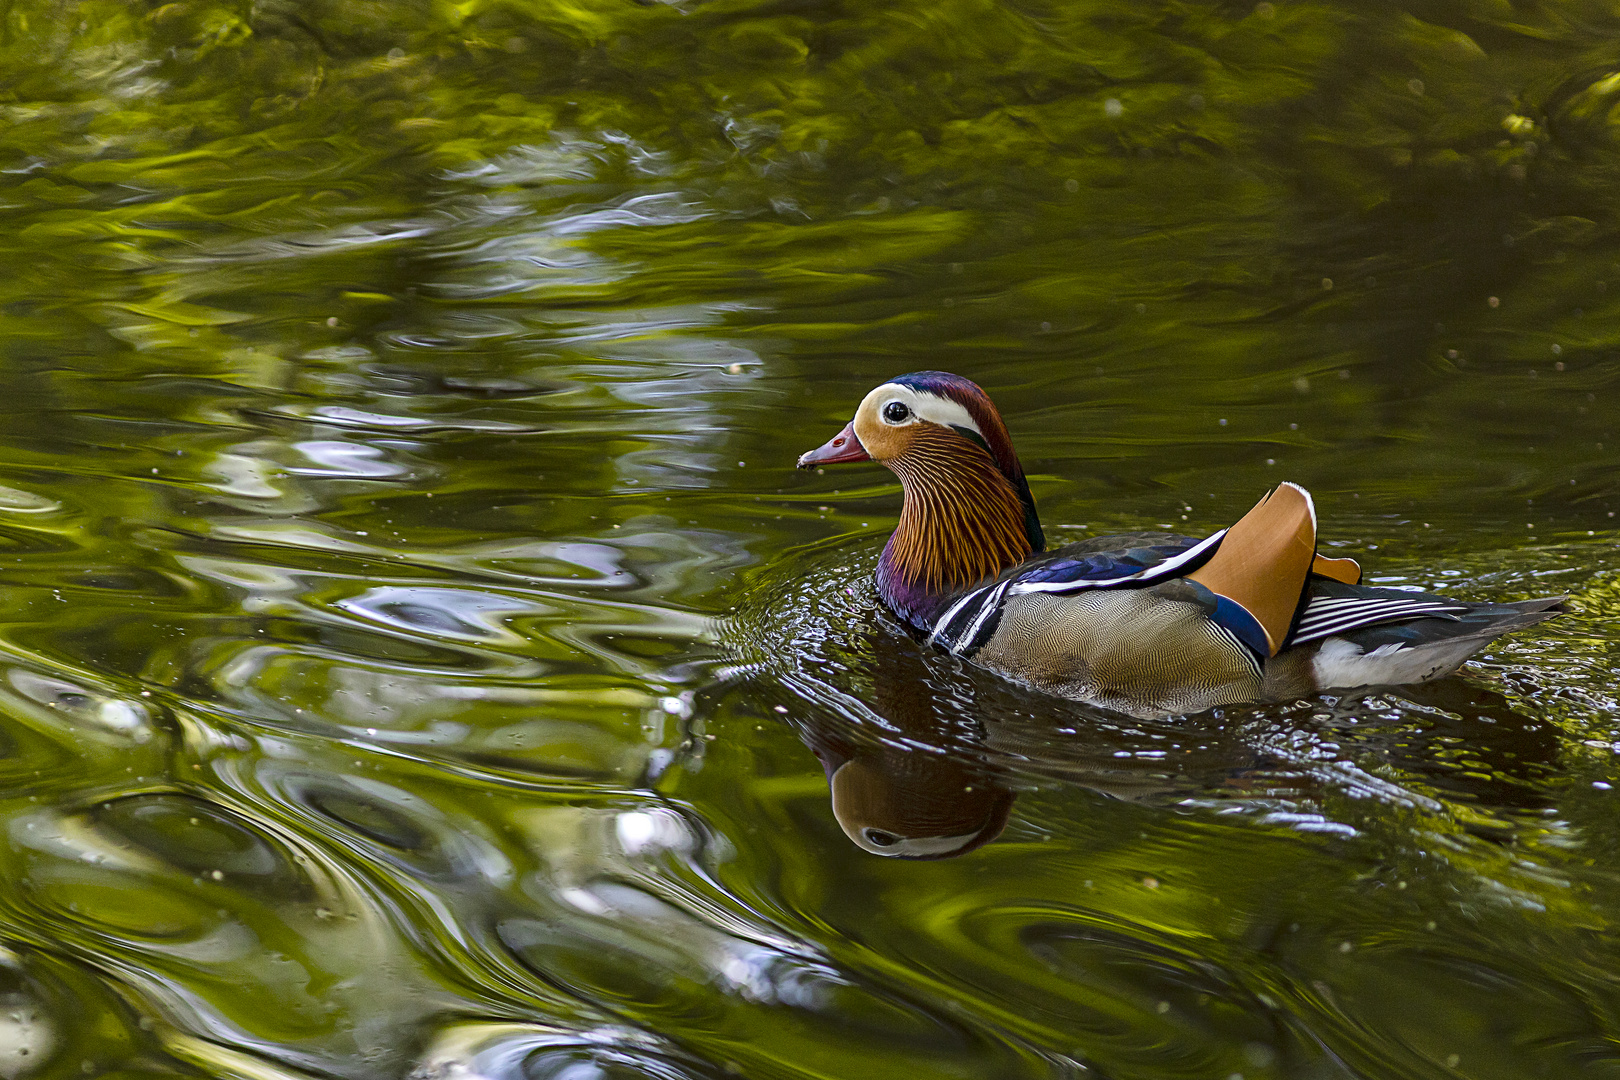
[0,1,1617,1078]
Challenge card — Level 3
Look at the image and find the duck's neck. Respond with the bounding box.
[877,436,1042,628]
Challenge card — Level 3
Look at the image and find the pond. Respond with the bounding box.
[0,1,1617,1077]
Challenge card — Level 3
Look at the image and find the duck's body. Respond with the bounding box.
[944,531,1560,716]
[799,372,1563,718]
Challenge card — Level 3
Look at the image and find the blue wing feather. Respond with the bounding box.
[1009,532,1225,595]
[1014,535,1206,585]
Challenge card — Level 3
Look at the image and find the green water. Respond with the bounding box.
[0,1,1616,1077]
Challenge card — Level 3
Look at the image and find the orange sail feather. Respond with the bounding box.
[1187,483,1318,655]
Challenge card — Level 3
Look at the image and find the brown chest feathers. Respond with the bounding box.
[884,428,1034,594]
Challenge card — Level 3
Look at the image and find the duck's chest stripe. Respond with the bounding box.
[927,578,1012,657]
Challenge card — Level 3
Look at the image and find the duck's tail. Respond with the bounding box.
[1308,596,1565,690]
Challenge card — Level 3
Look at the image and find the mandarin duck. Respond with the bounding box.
[797,372,1564,718]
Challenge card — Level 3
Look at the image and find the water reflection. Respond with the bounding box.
[793,630,1017,858]
[771,611,1265,858]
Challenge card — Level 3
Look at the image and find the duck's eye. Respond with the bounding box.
[864,829,899,847]
[881,401,911,424]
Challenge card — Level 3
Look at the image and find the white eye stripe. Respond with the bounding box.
[867,383,983,436]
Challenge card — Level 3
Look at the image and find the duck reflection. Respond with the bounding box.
[770,610,1562,859]
[1359,677,1561,812]
[779,611,1263,859]
[824,753,1013,858]
[796,633,1015,858]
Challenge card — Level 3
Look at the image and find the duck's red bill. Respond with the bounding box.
[796,422,870,468]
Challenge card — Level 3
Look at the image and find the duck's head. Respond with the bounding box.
[797,372,1044,616]
[797,371,1022,478]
